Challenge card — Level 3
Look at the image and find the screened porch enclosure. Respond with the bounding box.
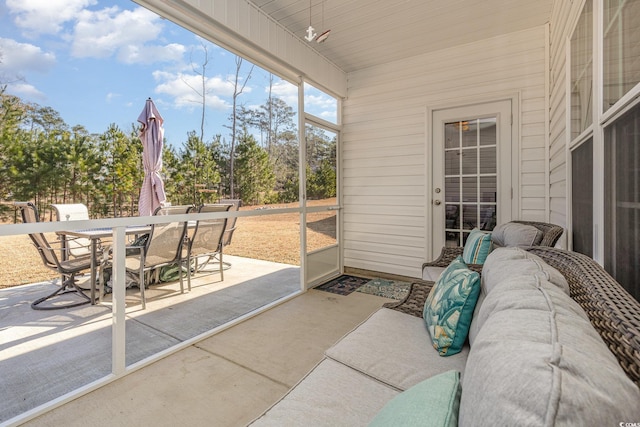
[0,206,308,425]
[0,254,300,424]
[4,0,640,423]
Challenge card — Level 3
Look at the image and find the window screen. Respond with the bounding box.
[571,138,593,257]
[605,102,640,301]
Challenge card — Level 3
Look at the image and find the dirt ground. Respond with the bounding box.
[0,200,337,289]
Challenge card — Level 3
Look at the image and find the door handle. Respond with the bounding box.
[434,200,442,206]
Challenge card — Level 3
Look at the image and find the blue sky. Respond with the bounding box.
[0,0,336,146]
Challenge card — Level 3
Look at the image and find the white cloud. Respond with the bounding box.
[0,37,56,74]
[71,6,183,65]
[5,82,46,100]
[6,0,95,36]
[153,70,240,111]
[304,91,337,122]
[263,79,337,122]
[319,110,337,122]
[106,92,120,103]
[305,93,335,110]
[270,79,298,107]
[7,1,186,66]
[117,43,186,65]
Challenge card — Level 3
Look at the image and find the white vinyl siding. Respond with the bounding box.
[343,26,548,278]
[548,0,585,229]
[133,0,347,97]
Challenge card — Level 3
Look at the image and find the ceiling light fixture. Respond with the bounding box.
[454,121,470,132]
[304,0,317,42]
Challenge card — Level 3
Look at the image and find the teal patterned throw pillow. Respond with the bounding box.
[424,256,481,356]
[462,228,492,264]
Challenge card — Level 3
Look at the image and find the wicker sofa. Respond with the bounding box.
[422,221,565,280]
[252,247,640,426]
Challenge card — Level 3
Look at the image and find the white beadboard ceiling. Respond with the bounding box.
[248,0,552,73]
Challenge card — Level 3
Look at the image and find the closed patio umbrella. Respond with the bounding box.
[137,98,167,216]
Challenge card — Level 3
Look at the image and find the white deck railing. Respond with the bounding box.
[0,206,306,426]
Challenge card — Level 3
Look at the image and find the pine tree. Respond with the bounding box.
[234,132,275,205]
[99,124,143,217]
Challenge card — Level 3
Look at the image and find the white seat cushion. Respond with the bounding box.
[326,308,468,391]
[250,358,398,426]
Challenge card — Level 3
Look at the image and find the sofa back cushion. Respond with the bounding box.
[460,268,640,425]
[468,248,569,346]
[491,222,543,247]
[528,246,640,387]
[481,247,569,295]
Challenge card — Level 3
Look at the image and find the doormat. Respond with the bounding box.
[356,278,412,300]
[315,275,370,296]
[315,275,412,300]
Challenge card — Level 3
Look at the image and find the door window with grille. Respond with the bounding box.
[444,118,498,246]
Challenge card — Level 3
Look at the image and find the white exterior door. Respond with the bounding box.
[431,100,514,255]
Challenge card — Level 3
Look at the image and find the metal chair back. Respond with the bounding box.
[183,204,231,289]
[144,205,190,267]
[219,199,242,247]
[190,204,230,258]
[16,202,60,270]
[51,203,91,258]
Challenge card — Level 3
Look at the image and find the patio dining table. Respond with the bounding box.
[57,226,150,304]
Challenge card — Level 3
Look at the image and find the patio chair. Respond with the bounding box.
[185,204,230,291]
[219,199,242,247]
[422,220,565,279]
[218,199,241,268]
[51,203,91,260]
[15,201,94,310]
[103,205,190,309]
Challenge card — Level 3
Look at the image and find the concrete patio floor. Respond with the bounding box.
[1,255,393,426]
[19,284,390,426]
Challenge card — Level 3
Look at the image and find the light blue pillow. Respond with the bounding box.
[424,256,480,356]
[462,228,492,264]
[369,370,461,427]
